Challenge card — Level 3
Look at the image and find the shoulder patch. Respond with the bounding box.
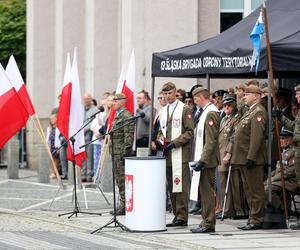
[208,120,214,126]
[187,114,192,119]
[256,116,263,122]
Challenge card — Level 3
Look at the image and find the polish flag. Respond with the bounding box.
[57,51,86,167]
[5,55,35,115]
[0,64,29,148]
[106,51,136,130]
[106,66,126,131]
[122,50,136,115]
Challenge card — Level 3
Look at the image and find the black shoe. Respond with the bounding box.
[87,177,93,182]
[290,222,300,230]
[241,223,262,231]
[61,175,68,180]
[216,213,229,220]
[232,214,248,220]
[193,208,202,215]
[109,208,125,216]
[191,225,215,233]
[237,223,249,230]
[189,206,201,214]
[81,177,87,182]
[166,219,187,227]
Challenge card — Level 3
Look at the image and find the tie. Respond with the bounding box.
[194,108,203,123]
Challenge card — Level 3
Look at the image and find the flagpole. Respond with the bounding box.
[262,2,289,226]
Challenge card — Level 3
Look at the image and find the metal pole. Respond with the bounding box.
[206,74,210,91]
[148,77,155,155]
[267,72,272,203]
[263,4,289,225]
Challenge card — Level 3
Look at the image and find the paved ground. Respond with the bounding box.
[1,168,300,250]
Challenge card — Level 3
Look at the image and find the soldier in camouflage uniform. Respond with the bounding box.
[279,84,300,230]
[109,93,134,216]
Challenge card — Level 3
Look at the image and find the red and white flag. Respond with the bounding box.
[106,50,136,130]
[5,55,35,116]
[106,66,126,131]
[57,51,86,167]
[122,50,136,115]
[0,64,29,148]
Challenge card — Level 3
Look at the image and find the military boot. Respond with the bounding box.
[290,221,300,230]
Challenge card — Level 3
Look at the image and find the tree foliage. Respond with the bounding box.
[0,0,26,77]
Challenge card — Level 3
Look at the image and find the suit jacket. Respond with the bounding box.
[231,102,267,165]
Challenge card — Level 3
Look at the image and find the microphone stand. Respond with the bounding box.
[58,113,102,219]
[85,119,138,234]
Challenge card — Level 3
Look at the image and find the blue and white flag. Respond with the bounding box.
[250,10,264,74]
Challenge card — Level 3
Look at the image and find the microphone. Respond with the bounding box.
[123,111,145,122]
[88,106,105,119]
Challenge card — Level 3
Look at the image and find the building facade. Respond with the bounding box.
[26,0,260,169]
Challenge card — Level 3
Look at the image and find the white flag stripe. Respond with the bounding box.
[69,48,85,155]
[5,55,24,91]
[0,64,13,95]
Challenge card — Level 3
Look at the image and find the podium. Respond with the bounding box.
[125,156,166,232]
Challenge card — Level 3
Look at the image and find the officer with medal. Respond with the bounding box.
[218,93,245,219]
[189,86,220,233]
[109,93,135,216]
[231,85,267,230]
[155,82,194,227]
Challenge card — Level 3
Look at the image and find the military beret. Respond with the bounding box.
[212,89,228,98]
[295,84,300,92]
[190,84,203,94]
[162,82,176,91]
[235,83,246,91]
[280,127,293,137]
[245,85,262,94]
[276,88,291,97]
[192,86,209,97]
[246,80,260,87]
[222,93,236,105]
[113,93,126,100]
[185,91,193,99]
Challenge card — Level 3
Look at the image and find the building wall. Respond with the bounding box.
[26,0,233,169]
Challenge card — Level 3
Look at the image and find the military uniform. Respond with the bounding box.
[231,101,267,226]
[199,109,221,230]
[266,145,297,209]
[157,101,194,223]
[110,108,134,210]
[218,110,244,218]
[281,109,300,186]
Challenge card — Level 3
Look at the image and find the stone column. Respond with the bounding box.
[7,135,19,179]
[37,146,50,183]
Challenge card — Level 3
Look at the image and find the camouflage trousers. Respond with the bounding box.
[294,146,300,185]
[113,155,125,209]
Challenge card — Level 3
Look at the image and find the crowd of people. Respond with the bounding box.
[46,79,300,231]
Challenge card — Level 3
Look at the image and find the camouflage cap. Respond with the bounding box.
[113,93,126,100]
[245,85,262,94]
[246,80,260,87]
[192,86,208,97]
[222,93,236,105]
[235,83,246,91]
[295,84,300,92]
[162,82,176,92]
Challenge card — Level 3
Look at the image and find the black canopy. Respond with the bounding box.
[152,0,300,78]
